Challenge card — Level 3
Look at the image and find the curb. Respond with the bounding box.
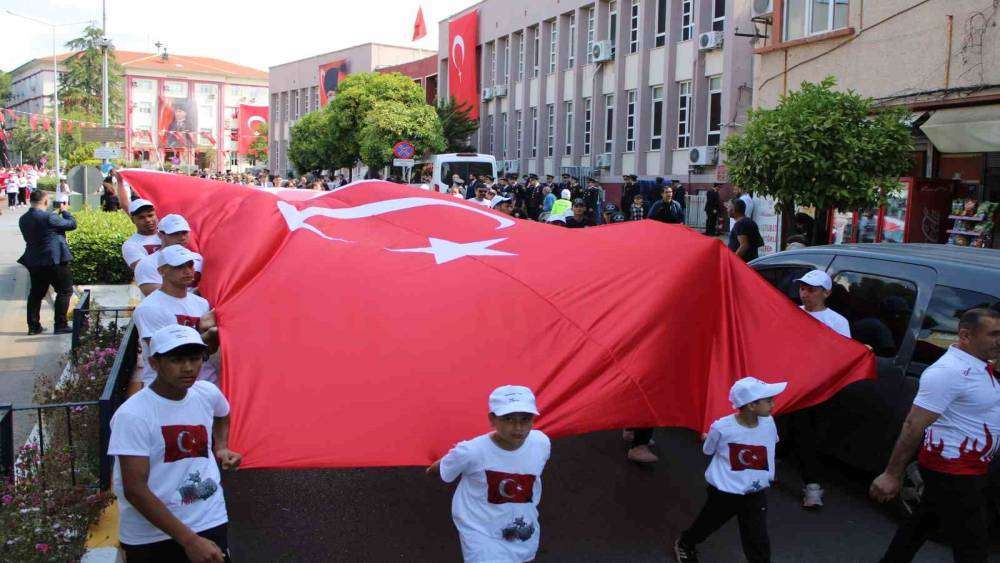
[83,500,123,562]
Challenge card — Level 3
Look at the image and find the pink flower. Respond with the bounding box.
[35,543,49,553]
[1,494,12,505]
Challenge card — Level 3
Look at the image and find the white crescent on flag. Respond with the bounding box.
[451,35,465,85]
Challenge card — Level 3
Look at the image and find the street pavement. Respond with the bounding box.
[224,427,997,562]
[0,206,72,447]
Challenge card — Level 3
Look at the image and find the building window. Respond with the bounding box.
[518,33,525,80]
[502,40,510,83]
[546,103,556,157]
[650,86,663,150]
[586,8,596,64]
[681,0,694,41]
[583,97,593,155]
[628,0,640,53]
[531,107,539,157]
[604,94,615,154]
[609,1,618,46]
[624,90,637,152]
[293,90,300,119]
[533,27,541,77]
[655,0,667,47]
[500,112,508,158]
[548,20,559,74]
[282,91,289,121]
[707,75,722,146]
[564,101,574,156]
[485,114,495,155]
[515,110,523,158]
[785,0,849,41]
[490,43,497,83]
[312,87,319,109]
[271,94,279,122]
[567,13,577,68]
[713,0,726,32]
[677,81,691,148]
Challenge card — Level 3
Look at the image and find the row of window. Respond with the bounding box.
[271,87,320,124]
[482,75,722,158]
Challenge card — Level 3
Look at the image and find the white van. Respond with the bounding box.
[423,153,498,193]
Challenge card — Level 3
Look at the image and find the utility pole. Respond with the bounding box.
[101,0,110,175]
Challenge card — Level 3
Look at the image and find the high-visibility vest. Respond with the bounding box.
[550,198,571,217]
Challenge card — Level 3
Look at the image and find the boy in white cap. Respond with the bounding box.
[134,214,203,296]
[121,199,161,269]
[795,269,850,338]
[674,376,786,563]
[109,324,239,563]
[133,245,218,387]
[427,385,551,562]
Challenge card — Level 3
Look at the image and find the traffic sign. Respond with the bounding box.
[93,147,121,159]
[392,141,415,159]
[393,159,415,168]
[81,127,126,143]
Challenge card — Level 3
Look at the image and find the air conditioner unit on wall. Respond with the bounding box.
[481,87,493,101]
[689,146,719,166]
[493,85,508,98]
[751,0,775,19]
[592,40,615,63]
[698,32,724,51]
[596,153,613,169]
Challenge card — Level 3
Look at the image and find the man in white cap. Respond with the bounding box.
[490,195,514,216]
[796,269,850,338]
[427,385,551,563]
[121,199,161,269]
[134,214,203,297]
[132,245,218,387]
[109,324,239,563]
[674,376,786,563]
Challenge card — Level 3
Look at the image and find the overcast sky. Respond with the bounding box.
[2,0,479,72]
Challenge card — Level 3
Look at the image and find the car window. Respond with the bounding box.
[756,266,812,303]
[828,271,918,358]
[911,286,998,371]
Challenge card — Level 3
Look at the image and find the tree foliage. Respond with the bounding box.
[722,78,913,211]
[288,110,334,174]
[436,97,478,153]
[60,25,125,121]
[247,122,269,165]
[359,101,445,169]
[0,71,11,107]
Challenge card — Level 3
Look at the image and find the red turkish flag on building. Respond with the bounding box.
[448,11,479,120]
[729,444,769,471]
[237,105,268,154]
[117,172,876,469]
[486,470,535,504]
[161,424,209,462]
[413,6,428,41]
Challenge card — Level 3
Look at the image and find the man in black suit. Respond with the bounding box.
[18,190,77,335]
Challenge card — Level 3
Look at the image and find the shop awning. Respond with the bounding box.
[920,105,1000,153]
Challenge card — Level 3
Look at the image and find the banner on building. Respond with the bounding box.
[237,105,269,155]
[318,59,349,107]
[448,10,479,120]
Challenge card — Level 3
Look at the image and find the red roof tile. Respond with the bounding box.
[44,50,267,81]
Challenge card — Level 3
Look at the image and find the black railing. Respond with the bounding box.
[72,289,134,353]
[70,289,92,351]
[99,321,138,489]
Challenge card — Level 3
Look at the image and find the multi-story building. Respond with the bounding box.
[268,43,435,176]
[437,0,754,197]
[752,0,1000,203]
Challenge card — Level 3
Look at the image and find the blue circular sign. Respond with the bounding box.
[393,141,415,159]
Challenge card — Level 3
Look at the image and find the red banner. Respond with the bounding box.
[318,59,348,107]
[237,105,268,155]
[448,10,479,120]
[118,172,876,469]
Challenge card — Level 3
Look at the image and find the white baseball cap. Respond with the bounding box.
[729,376,787,409]
[128,198,155,215]
[149,324,206,356]
[490,195,512,209]
[488,385,540,416]
[157,245,201,268]
[158,214,190,234]
[795,269,832,291]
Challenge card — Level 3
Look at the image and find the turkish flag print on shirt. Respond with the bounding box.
[729,443,768,471]
[161,425,209,462]
[448,11,479,120]
[174,315,200,329]
[486,470,535,504]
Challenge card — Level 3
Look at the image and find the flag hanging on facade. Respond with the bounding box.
[413,6,428,41]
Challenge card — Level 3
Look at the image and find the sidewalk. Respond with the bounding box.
[0,206,73,447]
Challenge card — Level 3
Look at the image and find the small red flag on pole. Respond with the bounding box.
[412,6,427,41]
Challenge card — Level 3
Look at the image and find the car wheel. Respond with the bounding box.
[898,461,924,517]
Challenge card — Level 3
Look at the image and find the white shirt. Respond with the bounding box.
[133,290,216,385]
[5,180,17,194]
[914,346,1000,475]
[134,249,203,290]
[440,430,551,563]
[800,306,852,338]
[122,233,162,268]
[472,198,492,207]
[703,414,778,495]
[109,382,229,545]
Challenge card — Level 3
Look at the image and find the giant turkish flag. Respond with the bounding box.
[237,105,268,155]
[448,10,479,120]
[119,171,875,469]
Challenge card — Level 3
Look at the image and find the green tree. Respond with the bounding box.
[0,71,11,107]
[358,101,445,169]
[288,110,334,173]
[247,122,269,165]
[436,97,478,153]
[60,25,125,121]
[722,77,913,212]
[8,122,52,164]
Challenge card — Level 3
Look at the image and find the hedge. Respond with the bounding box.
[67,209,135,285]
[37,176,58,191]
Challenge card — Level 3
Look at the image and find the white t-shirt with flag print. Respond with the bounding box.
[440,430,551,563]
[703,414,779,495]
[133,290,216,386]
[109,382,230,545]
[122,233,162,268]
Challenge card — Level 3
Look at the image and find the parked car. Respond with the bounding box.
[750,243,1000,515]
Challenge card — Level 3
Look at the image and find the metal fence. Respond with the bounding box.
[72,289,134,352]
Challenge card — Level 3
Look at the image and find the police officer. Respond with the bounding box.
[583,178,604,223]
[524,174,543,220]
[620,174,641,211]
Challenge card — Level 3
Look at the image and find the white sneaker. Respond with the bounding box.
[802,483,824,509]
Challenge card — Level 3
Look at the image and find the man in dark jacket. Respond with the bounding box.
[704,185,722,236]
[18,190,77,334]
[620,174,641,211]
[648,185,684,224]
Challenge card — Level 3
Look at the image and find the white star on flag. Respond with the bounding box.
[389,237,516,264]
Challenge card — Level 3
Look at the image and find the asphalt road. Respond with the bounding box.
[222,427,996,562]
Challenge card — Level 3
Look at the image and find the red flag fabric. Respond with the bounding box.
[117,172,875,469]
[318,60,348,107]
[201,131,216,145]
[237,105,268,154]
[158,95,175,145]
[29,114,38,130]
[42,117,51,132]
[66,121,74,134]
[413,6,428,41]
[448,10,479,120]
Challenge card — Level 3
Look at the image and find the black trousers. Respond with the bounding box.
[630,428,654,446]
[705,210,719,236]
[26,262,73,330]
[786,407,824,485]
[17,188,27,205]
[6,193,15,207]
[680,485,770,563]
[880,468,988,563]
[122,523,231,562]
